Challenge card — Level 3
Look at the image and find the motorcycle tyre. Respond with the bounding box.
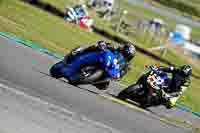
[49,62,64,79]
[94,81,110,90]
[118,84,139,100]
[69,69,104,85]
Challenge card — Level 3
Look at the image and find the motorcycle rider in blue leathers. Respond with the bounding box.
[59,41,136,83]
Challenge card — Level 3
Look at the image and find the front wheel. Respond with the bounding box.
[49,61,64,79]
[118,88,131,100]
[118,84,144,101]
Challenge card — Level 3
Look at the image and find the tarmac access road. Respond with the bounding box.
[129,0,200,28]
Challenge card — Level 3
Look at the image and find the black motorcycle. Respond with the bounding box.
[118,66,170,108]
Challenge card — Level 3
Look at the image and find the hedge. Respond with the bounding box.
[154,0,200,18]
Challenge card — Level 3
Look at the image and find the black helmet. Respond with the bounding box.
[121,42,136,61]
[179,65,192,77]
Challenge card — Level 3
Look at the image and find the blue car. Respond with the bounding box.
[50,47,126,90]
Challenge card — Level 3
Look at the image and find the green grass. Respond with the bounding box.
[37,0,200,76]
[179,77,200,112]
[0,0,200,112]
[0,0,109,54]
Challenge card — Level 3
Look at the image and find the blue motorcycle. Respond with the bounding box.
[50,47,126,90]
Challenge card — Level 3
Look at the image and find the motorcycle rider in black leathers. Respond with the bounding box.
[64,40,136,79]
[149,65,192,109]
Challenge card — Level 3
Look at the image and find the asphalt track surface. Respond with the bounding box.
[0,36,192,133]
[0,83,121,133]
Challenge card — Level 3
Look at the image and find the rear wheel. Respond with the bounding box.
[82,69,103,82]
[94,81,110,90]
[80,67,110,90]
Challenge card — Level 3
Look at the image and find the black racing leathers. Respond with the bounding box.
[152,66,191,108]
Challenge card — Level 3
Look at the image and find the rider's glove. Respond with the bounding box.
[165,97,178,109]
[161,89,171,101]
